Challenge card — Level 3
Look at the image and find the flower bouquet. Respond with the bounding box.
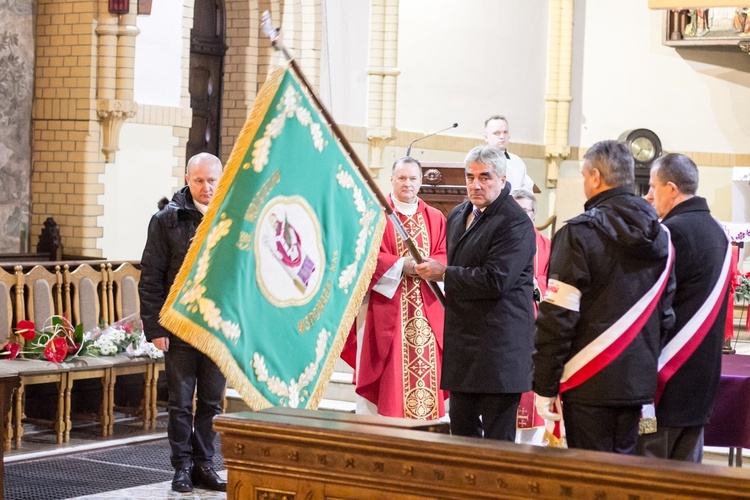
[4,316,84,363]
[80,313,163,360]
[2,313,163,363]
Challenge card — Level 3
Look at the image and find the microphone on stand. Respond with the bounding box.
[406,123,458,156]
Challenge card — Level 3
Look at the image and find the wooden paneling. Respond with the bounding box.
[216,409,750,499]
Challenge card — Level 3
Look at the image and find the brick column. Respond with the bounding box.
[32,0,105,257]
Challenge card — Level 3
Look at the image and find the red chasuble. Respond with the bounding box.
[345,196,447,419]
[517,228,551,431]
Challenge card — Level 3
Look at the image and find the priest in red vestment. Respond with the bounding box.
[342,156,448,419]
[512,189,551,443]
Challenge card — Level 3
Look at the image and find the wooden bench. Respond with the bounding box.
[215,408,750,499]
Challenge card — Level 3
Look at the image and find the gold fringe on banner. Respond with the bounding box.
[159,65,289,411]
[158,63,386,411]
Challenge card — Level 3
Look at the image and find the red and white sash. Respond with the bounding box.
[558,228,675,394]
[653,241,732,404]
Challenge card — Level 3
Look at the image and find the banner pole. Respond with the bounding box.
[261,11,445,307]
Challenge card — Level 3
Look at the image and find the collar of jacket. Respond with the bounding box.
[170,185,202,214]
[584,186,633,211]
[480,183,512,217]
[661,196,709,222]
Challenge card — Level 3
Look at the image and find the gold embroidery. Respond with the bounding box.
[397,212,439,420]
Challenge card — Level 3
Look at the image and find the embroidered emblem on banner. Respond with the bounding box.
[256,196,324,306]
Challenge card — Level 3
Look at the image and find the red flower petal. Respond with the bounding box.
[44,338,68,363]
[16,320,36,341]
[4,343,19,360]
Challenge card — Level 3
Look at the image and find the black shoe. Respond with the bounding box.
[192,466,227,492]
[172,467,193,493]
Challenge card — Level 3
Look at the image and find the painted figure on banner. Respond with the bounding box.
[264,209,316,291]
[416,146,536,441]
[637,153,732,462]
[512,189,551,446]
[533,140,675,454]
[139,152,227,493]
[483,115,535,193]
[341,156,448,420]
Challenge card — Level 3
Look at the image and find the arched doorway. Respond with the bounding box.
[187,0,227,161]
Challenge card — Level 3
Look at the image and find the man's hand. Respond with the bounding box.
[535,394,561,421]
[403,257,419,277]
[415,257,446,282]
[152,337,169,352]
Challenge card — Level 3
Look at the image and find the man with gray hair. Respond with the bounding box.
[637,153,732,462]
[416,145,535,441]
[533,140,675,454]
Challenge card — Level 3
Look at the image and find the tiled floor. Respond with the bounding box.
[68,471,228,500]
[6,340,750,499]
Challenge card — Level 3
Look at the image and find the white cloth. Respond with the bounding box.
[371,195,416,298]
[391,196,418,216]
[506,152,535,193]
[193,199,208,214]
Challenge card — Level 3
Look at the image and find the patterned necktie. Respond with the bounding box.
[468,207,482,229]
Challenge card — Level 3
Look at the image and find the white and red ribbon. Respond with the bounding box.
[654,241,732,404]
[559,227,674,394]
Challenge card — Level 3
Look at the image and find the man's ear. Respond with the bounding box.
[592,167,602,188]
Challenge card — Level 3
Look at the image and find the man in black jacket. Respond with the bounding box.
[416,145,536,441]
[139,152,227,492]
[637,153,731,462]
[533,140,675,454]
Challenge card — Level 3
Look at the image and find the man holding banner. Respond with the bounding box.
[139,152,227,493]
[637,153,732,462]
[533,140,675,454]
[417,145,536,441]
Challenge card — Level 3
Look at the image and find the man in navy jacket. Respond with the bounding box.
[637,153,731,462]
[416,145,536,441]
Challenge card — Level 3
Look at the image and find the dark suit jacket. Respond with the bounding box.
[658,196,729,427]
[441,185,536,393]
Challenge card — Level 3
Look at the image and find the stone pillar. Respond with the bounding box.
[544,0,574,188]
[366,0,399,178]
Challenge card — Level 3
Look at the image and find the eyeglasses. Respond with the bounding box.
[521,208,535,214]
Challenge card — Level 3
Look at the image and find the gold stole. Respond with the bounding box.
[396,211,439,420]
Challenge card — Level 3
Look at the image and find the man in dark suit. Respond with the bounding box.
[416,145,536,441]
[637,153,731,462]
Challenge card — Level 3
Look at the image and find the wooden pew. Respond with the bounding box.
[215,409,750,499]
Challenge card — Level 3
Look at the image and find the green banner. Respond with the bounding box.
[161,66,385,410]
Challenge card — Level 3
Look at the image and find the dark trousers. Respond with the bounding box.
[563,402,641,454]
[449,392,521,441]
[165,338,226,469]
[636,425,704,462]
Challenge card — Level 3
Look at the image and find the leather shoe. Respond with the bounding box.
[192,466,226,492]
[172,467,193,493]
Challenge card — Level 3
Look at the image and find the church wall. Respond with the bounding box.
[319,0,369,127]
[571,1,749,224]
[97,123,181,261]
[8,1,750,261]
[0,0,33,253]
[133,0,184,107]
[395,0,549,146]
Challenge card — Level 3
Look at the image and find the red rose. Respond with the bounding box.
[16,320,36,341]
[44,337,68,363]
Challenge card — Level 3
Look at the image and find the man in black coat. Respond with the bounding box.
[416,145,536,441]
[533,140,675,454]
[637,153,731,462]
[139,152,227,493]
